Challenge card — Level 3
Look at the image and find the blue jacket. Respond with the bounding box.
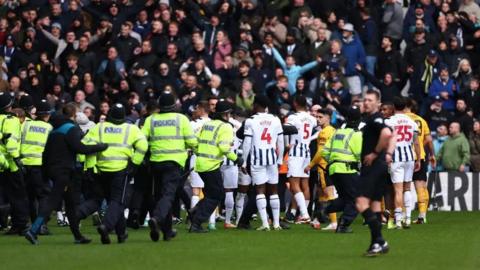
[428,78,456,111]
[273,48,318,95]
[341,36,366,76]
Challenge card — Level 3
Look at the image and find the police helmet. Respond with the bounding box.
[0,92,13,112]
[157,91,176,112]
[215,100,233,114]
[109,103,126,122]
[19,94,35,111]
[35,100,52,115]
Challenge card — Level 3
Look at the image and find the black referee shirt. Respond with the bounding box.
[360,112,390,158]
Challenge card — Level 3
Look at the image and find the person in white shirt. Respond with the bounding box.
[241,95,284,230]
[285,95,317,223]
[384,97,421,229]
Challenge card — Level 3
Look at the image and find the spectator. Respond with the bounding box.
[272,45,320,95]
[453,98,474,137]
[236,79,255,114]
[259,10,287,48]
[461,76,480,118]
[358,8,378,77]
[356,64,400,103]
[469,120,480,172]
[432,122,449,172]
[428,64,456,112]
[453,58,473,95]
[340,23,365,100]
[97,46,125,87]
[382,0,404,47]
[437,121,470,172]
[459,0,480,22]
[424,95,453,131]
[307,27,330,60]
[213,30,232,71]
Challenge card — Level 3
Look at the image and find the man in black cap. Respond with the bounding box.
[320,106,363,233]
[189,100,243,233]
[76,103,148,244]
[0,92,29,235]
[19,97,53,234]
[25,103,108,245]
[142,91,198,241]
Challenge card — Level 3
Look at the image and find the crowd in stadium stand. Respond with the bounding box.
[1,0,480,171]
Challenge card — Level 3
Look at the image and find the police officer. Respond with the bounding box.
[76,103,148,244]
[321,106,362,233]
[25,103,108,245]
[19,97,53,234]
[356,90,395,256]
[0,91,29,235]
[189,100,243,233]
[142,92,198,242]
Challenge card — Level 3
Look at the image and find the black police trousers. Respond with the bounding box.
[191,169,224,226]
[151,161,183,234]
[77,170,129,235]
[326,173,359,225]
[0,170,29,229]
[36,168,82,239]
[25,166,51,221]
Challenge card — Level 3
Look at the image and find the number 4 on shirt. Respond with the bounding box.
[261,128,272,144]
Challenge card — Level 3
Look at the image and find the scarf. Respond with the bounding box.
[421,59,433,94]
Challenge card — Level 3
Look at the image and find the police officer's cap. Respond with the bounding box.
[215,100,233,114]
[35,100,51,115]
[0,91,14,111]
[253,95,270,109]
[19,94,34,111]
[345,106,361,122]
[109,103,126,121]
[157,91,176,112]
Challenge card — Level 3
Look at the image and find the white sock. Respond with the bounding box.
[256,194,269,227]
[235,193,246,225]
[209,210,216,225]
[290,208,297,216]
[56,211,63,220]
[404,190,412,220]
[394,207,402,225]
[270,194,280,228]
[225,192,234,224]
[191,195,200,208]
[294,192,309,218]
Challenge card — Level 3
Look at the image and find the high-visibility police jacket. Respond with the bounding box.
[195,119,237,173]
[0,113,21,172]
[322,128,362,175]
[309,125,336,171]
[83,121,148,172]
[0,133,7,169]
[142,112,197,168]
[20,118,52,166]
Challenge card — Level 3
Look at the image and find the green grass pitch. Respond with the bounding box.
[1,212,479,270]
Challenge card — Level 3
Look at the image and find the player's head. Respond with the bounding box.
[363,89,381,114]
[293,95,307,111]
[193,100,210,119]
[316,108,332,127]
[380,102,394,118]
[405,98,418,113]
[253,95,270,113]
[393,96,407,112]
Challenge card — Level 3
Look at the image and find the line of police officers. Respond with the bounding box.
[1,88,390,256]
[0,90,242,245]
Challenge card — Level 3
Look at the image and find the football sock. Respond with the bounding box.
[256,194,268,228]
[269,195,280,227]
[235,192,246,225]
[362,208,384,245]
[191,195,200,208]
[417,187,427,214]
[394,207,402,225]
[209,209,216,225]
[403,190,412,220]
[225,192,234,224]
[294,192,309,218]
[290,208,297,216]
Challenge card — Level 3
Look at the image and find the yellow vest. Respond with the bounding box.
[83,121,148,172]
[322,128,362,175]
[195,119,237,172]
[20,118,52,166]
[0,114,21,172]
[142,112,197,167]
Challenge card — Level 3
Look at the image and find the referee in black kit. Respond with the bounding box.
[356,90,396,256]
